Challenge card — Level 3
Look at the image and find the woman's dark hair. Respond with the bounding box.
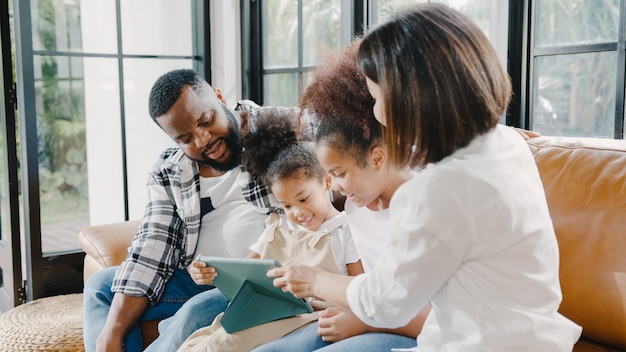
[357,3,512,168]
[242,109,326,187]
[299,39,382,168]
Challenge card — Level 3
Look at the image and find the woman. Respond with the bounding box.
[269,4,582,351]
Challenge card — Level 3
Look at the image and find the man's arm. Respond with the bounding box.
[96,293,150,352]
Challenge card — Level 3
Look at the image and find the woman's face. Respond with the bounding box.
[316,143,386,210]
[366,77,385,126]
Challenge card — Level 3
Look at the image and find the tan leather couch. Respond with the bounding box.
[78,136,626,351]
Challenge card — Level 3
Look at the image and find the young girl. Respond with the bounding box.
[269,4,582,351]
[177,109,363,352]
[253,39,428,352]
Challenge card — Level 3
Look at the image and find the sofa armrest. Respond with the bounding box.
[78,220,141,282]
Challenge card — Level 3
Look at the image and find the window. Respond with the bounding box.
[242,0,352,106]
[243,0,504,108]
[528,0,624,138]
[5,0,208,302]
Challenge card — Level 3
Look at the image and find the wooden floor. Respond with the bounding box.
[41,220,90,253]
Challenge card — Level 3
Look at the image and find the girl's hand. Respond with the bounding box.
[267,264,320,298]
[189,259,218,285]
[318,307,369,342]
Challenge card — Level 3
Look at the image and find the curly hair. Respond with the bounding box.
[148,69,211,121]
[242,109,326,187]
[299,39,381,167]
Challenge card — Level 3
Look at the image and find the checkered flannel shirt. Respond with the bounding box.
[111,101,317,304]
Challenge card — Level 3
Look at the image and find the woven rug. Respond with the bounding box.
[0,293,84,352]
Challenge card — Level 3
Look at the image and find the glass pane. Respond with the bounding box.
[375,0,428,23]
[31,0,117,54]
[0,97,9,246]
[82,58,124,226]
[121,0,193,56]
[433,0,490,36]
[33,55,89,253]
[535,0,619,47]
[532,52,616,138]
[302,0,342,67]
[376,0,490,37]
[79,0,118,53]
[264,73,299,106]
[263,0,298,68]
[31,0,82,52]
[122,58,193,219]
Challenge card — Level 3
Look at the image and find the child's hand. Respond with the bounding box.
[189,259,218,285]
[318,307,369,342]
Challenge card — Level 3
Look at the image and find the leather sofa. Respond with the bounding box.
[78,136,626,351]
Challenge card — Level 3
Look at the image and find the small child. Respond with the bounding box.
[178,109,363,352]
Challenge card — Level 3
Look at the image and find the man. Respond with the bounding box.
[83,69,297,352]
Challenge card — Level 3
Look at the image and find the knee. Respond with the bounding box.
[83,267,118,302]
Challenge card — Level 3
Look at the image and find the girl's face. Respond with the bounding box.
[271,176,336,231]
[365,77,385,126]
[316,143,386,210]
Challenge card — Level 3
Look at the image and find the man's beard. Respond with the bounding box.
[189,105,242,172]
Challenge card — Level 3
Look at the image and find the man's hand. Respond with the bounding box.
[318,307,369,342]
[95,325,125,352]
[189,259,218,285]
[96,293,150,352]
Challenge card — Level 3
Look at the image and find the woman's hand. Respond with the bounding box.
[267,264,321,298]
[318,307,369,342]
[512,127,541,140]
[189,259,218,285]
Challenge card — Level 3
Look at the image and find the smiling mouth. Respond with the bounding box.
[299,215,314,226]
[204,139,225,160]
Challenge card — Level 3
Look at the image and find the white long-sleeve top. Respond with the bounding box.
[346,125,582,351]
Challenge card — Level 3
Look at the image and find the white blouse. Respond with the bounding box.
[346,125,582,351]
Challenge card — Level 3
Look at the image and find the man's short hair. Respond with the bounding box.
[148,69,209,121]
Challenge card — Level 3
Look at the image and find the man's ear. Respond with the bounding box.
[214,88,226,104]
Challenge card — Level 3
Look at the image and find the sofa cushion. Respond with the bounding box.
[528,137,626,349]
[78,220,141,281]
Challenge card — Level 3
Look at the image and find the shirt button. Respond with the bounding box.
[321,228,329,233]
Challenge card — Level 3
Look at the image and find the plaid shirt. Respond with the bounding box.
[112,102,316,304]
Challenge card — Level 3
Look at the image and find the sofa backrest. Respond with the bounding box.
[527,137,626,349]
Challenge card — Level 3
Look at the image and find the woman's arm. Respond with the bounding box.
[268,264,354,308]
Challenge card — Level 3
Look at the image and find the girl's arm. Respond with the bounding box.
[347,259,364,276]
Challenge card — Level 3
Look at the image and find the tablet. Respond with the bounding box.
[196,256,314,332]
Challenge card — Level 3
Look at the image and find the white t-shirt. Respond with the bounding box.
[249,212,360,275]
[346,125,582,351]
[344,200,390,273]
[194,168,267,258]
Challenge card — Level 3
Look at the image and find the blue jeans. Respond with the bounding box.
[251,322,417,352]
[83,266,225,352]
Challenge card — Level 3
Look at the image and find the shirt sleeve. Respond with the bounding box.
[338,223,361,265]
[111,155,185,304]
[346,177,468,328]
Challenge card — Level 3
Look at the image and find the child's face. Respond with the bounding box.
[316,143,386,210]
[271,176,335,231]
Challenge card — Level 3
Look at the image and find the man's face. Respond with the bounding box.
[156,86,241,172]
